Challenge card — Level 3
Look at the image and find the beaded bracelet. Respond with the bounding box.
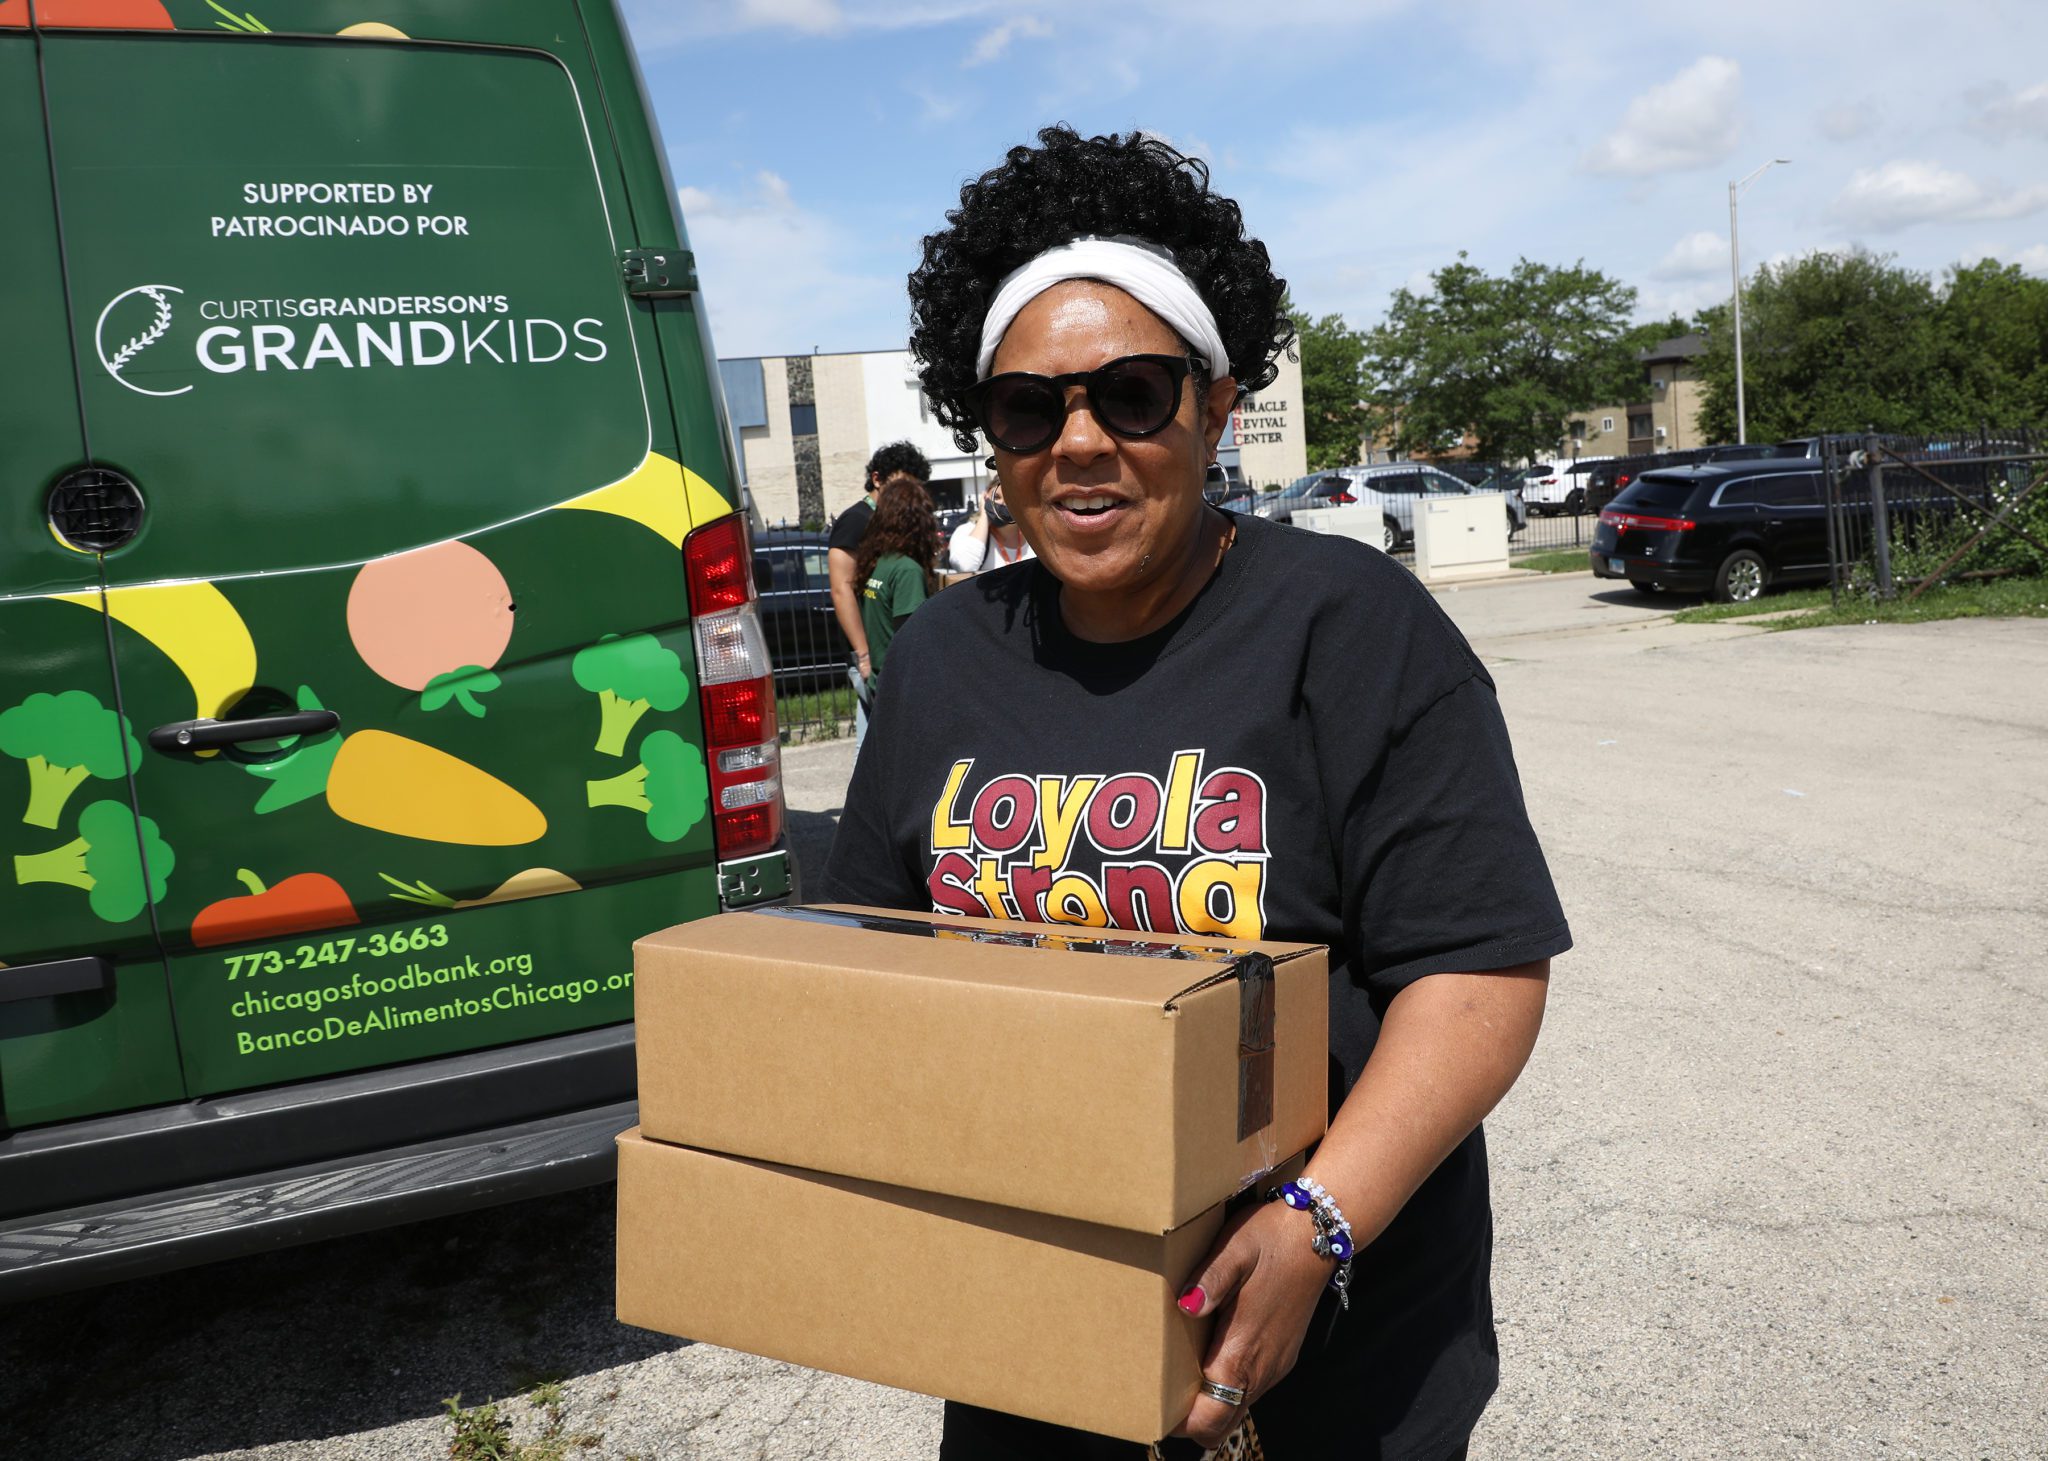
[1267,1177,1353,1311]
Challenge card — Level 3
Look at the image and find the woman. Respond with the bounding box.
[947,459,1036,573]
[854,476,940,699]
[824,127,1569,1461]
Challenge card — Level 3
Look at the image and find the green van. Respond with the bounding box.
[0,0,789,1299]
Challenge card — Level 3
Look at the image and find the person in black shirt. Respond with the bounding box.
[825,127,1570,1461]
[827,441,932,692]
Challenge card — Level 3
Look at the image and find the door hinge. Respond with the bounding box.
[621,247,697,298]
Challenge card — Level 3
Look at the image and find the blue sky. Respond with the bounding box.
[619,0,2048,361]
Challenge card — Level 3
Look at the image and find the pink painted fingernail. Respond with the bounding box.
[1177,1285,1205,1315]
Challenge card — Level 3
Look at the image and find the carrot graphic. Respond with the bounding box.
[245,688,545,846]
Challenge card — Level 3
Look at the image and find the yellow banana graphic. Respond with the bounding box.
[55,580,257,721]
[560,451,733,549]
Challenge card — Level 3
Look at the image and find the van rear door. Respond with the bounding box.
[0,25,184,1130]
[35,21,723,1099]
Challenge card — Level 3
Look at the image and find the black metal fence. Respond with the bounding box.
[1817,430,2048,603]
[754,521,858,744]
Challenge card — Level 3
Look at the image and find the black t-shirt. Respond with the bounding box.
[823,510,1570,1459]
[826,496,874,555]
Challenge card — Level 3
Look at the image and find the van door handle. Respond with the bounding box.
[147,711,340,753]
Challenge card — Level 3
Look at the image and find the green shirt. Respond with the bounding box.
[860,553,928,691]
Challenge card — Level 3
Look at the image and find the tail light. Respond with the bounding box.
[1616,472,1633,490]
[1333,491,1356,504]
[685,513,784,860]
[1599,509,1696,533]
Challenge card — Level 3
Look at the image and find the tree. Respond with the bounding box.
[1619,314,1694,358]
[1692,248,1966,441]
[1937,258,2048,427]
[1362,254,1640,464]
[1287,304,1373,470]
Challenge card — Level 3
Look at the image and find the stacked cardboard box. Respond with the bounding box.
[615,904,1328,1443]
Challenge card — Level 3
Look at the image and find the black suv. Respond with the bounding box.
[752,528,852,691]
[1590,464,1832,602]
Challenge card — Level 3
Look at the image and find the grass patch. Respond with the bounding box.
[444,1382,601,1460]
[1671,587,1832,623]
[774,683,855,742]
[1515,548,1593,574]
[1673,575,2048,629]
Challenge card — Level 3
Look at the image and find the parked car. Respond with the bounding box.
[1769,434,1870,460]
[753,529,853,692]
[1586,443,1813,517]
[1585,450,1703,516]
[1524,456,1612,516]
[1589,464,1834,602]
[1204,462,1256,513]
[1433,460,1516,488]
[1254,471,1370,526]
[1339,462,1528,545]
[1,0,792,1301]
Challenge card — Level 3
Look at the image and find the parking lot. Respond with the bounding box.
[4,573,2043,1460]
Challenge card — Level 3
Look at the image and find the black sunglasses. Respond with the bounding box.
[965,353,1203,455]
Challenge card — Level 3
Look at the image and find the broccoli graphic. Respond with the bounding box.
[0,691,142,829]
[14,799,175,924]
[572,633,691,757]
[585,730,709,843]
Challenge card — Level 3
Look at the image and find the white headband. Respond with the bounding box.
[974,236,1232,380]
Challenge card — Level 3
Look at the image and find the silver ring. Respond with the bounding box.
[1200,1378,1248,1408]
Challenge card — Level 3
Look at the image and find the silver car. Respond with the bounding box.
[1337,463,1527,546]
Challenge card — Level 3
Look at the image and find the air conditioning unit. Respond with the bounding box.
[1655,426,1667,439]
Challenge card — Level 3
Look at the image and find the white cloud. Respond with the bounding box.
[910,85,966,124]
[1816,101,1876,142]
[1831,160,2048,232]
[677,172,905,356]
[963,16,1049,66]
[1652,230,1730,280]
[1635,280,1725,323]
[619,0,994,45]
[738,0,843,30]
[1974,243,2048,276]
[1968,81,2048,140]
[1583,56,1743,176]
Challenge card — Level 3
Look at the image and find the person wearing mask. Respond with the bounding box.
[854,478,941,699]
[946,458,1036,574]
[828,441,930,738]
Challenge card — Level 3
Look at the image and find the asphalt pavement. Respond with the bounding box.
[4,572,2041,1459]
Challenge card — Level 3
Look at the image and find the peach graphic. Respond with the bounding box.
[347,541,514,716]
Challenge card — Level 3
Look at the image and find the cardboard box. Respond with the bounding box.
[616,1128,1289,1444]
[632,905,1328,1232]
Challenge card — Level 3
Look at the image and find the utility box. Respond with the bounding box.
[1414,493,1508,582]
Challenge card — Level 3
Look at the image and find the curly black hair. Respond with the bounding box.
[865,440,931,486]
[908,126,1293,453]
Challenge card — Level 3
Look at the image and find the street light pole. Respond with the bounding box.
[1729,158,1790,445]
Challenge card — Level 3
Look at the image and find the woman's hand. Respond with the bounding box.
[1171,1198,1334,1448]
